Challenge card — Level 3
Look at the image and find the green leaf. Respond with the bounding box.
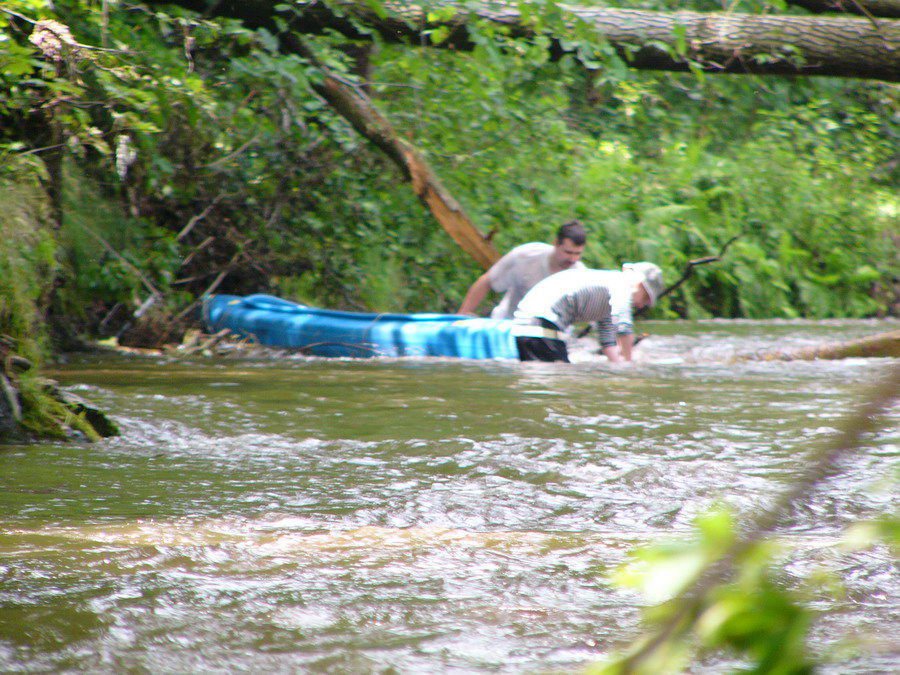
[672,24,687,57]
[615,547,708,603]
[848,264,881,284]
[361,0,387,19]
[428,26,451,45]
[640,204,697,228]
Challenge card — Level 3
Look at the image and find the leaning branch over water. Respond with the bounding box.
[286,35,500,269]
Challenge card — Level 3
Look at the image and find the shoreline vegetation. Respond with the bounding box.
[1,1,897,441]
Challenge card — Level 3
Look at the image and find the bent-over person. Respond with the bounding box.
[512,262,664,363]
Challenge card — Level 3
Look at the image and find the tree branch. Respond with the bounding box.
[278,32,500,268]
[650,233,742,307]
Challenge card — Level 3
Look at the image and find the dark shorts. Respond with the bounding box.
[514,319,569,362]
[515,336,569,362]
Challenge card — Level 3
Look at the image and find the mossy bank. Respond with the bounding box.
[0,155,117,442]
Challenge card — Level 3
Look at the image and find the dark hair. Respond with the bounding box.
[556,219,587,246]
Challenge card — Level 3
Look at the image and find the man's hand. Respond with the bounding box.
[601,344,624,363]
[617,333,635,361]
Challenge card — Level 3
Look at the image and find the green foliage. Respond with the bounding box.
[0,154,58,363]
[0,0,896,329]
[0,154,105,440]
[58,159,183,314]
[596,508,816,674]
[373,43,896,317]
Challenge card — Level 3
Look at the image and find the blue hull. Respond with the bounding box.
[202,294,519,360]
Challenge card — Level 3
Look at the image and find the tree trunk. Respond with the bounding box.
[738,329,900,361]
[283,34,499,269]
[142,1,900,81]
[555,6,899,81]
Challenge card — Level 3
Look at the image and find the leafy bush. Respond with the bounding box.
[0,155,58,362]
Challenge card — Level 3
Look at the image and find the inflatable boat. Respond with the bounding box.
[202,294,519,360]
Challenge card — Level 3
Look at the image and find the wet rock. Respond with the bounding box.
[39,379,119,438]
[64,396,119,438]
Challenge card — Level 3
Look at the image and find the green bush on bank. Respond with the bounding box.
[0,155,58,365]
[370,46,897,318]
[0,156,61,439]
[0,156,119,441]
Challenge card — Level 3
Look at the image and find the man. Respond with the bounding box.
[457,220,587,319]
[511,262,664,363]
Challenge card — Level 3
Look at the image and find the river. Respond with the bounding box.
[1,319,897,672]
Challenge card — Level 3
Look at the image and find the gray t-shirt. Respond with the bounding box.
[514,268,635,347]
[488,242,585,319]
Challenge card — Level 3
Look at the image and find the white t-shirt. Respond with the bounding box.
[488,242,585,319]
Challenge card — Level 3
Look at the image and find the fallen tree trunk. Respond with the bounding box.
[287,36,499,268]
[142,1,900,81]
[738,329,900,361]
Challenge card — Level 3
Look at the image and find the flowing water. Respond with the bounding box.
[1,320,897,673]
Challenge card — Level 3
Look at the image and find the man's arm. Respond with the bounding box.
[605,279,636,362]
[596,318,623,362]
[596,316,634,363]
[458,272,493,316]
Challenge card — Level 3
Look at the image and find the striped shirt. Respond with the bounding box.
[514,268,635,347]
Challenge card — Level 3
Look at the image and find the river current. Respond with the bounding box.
[1,319,897,672]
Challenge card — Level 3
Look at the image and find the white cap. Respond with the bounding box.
[622,262,664,305]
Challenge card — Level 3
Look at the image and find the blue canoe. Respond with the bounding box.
[202,294,519,360]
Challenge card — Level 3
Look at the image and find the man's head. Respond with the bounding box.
[551,219,587,270]
[623,262,664,309]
